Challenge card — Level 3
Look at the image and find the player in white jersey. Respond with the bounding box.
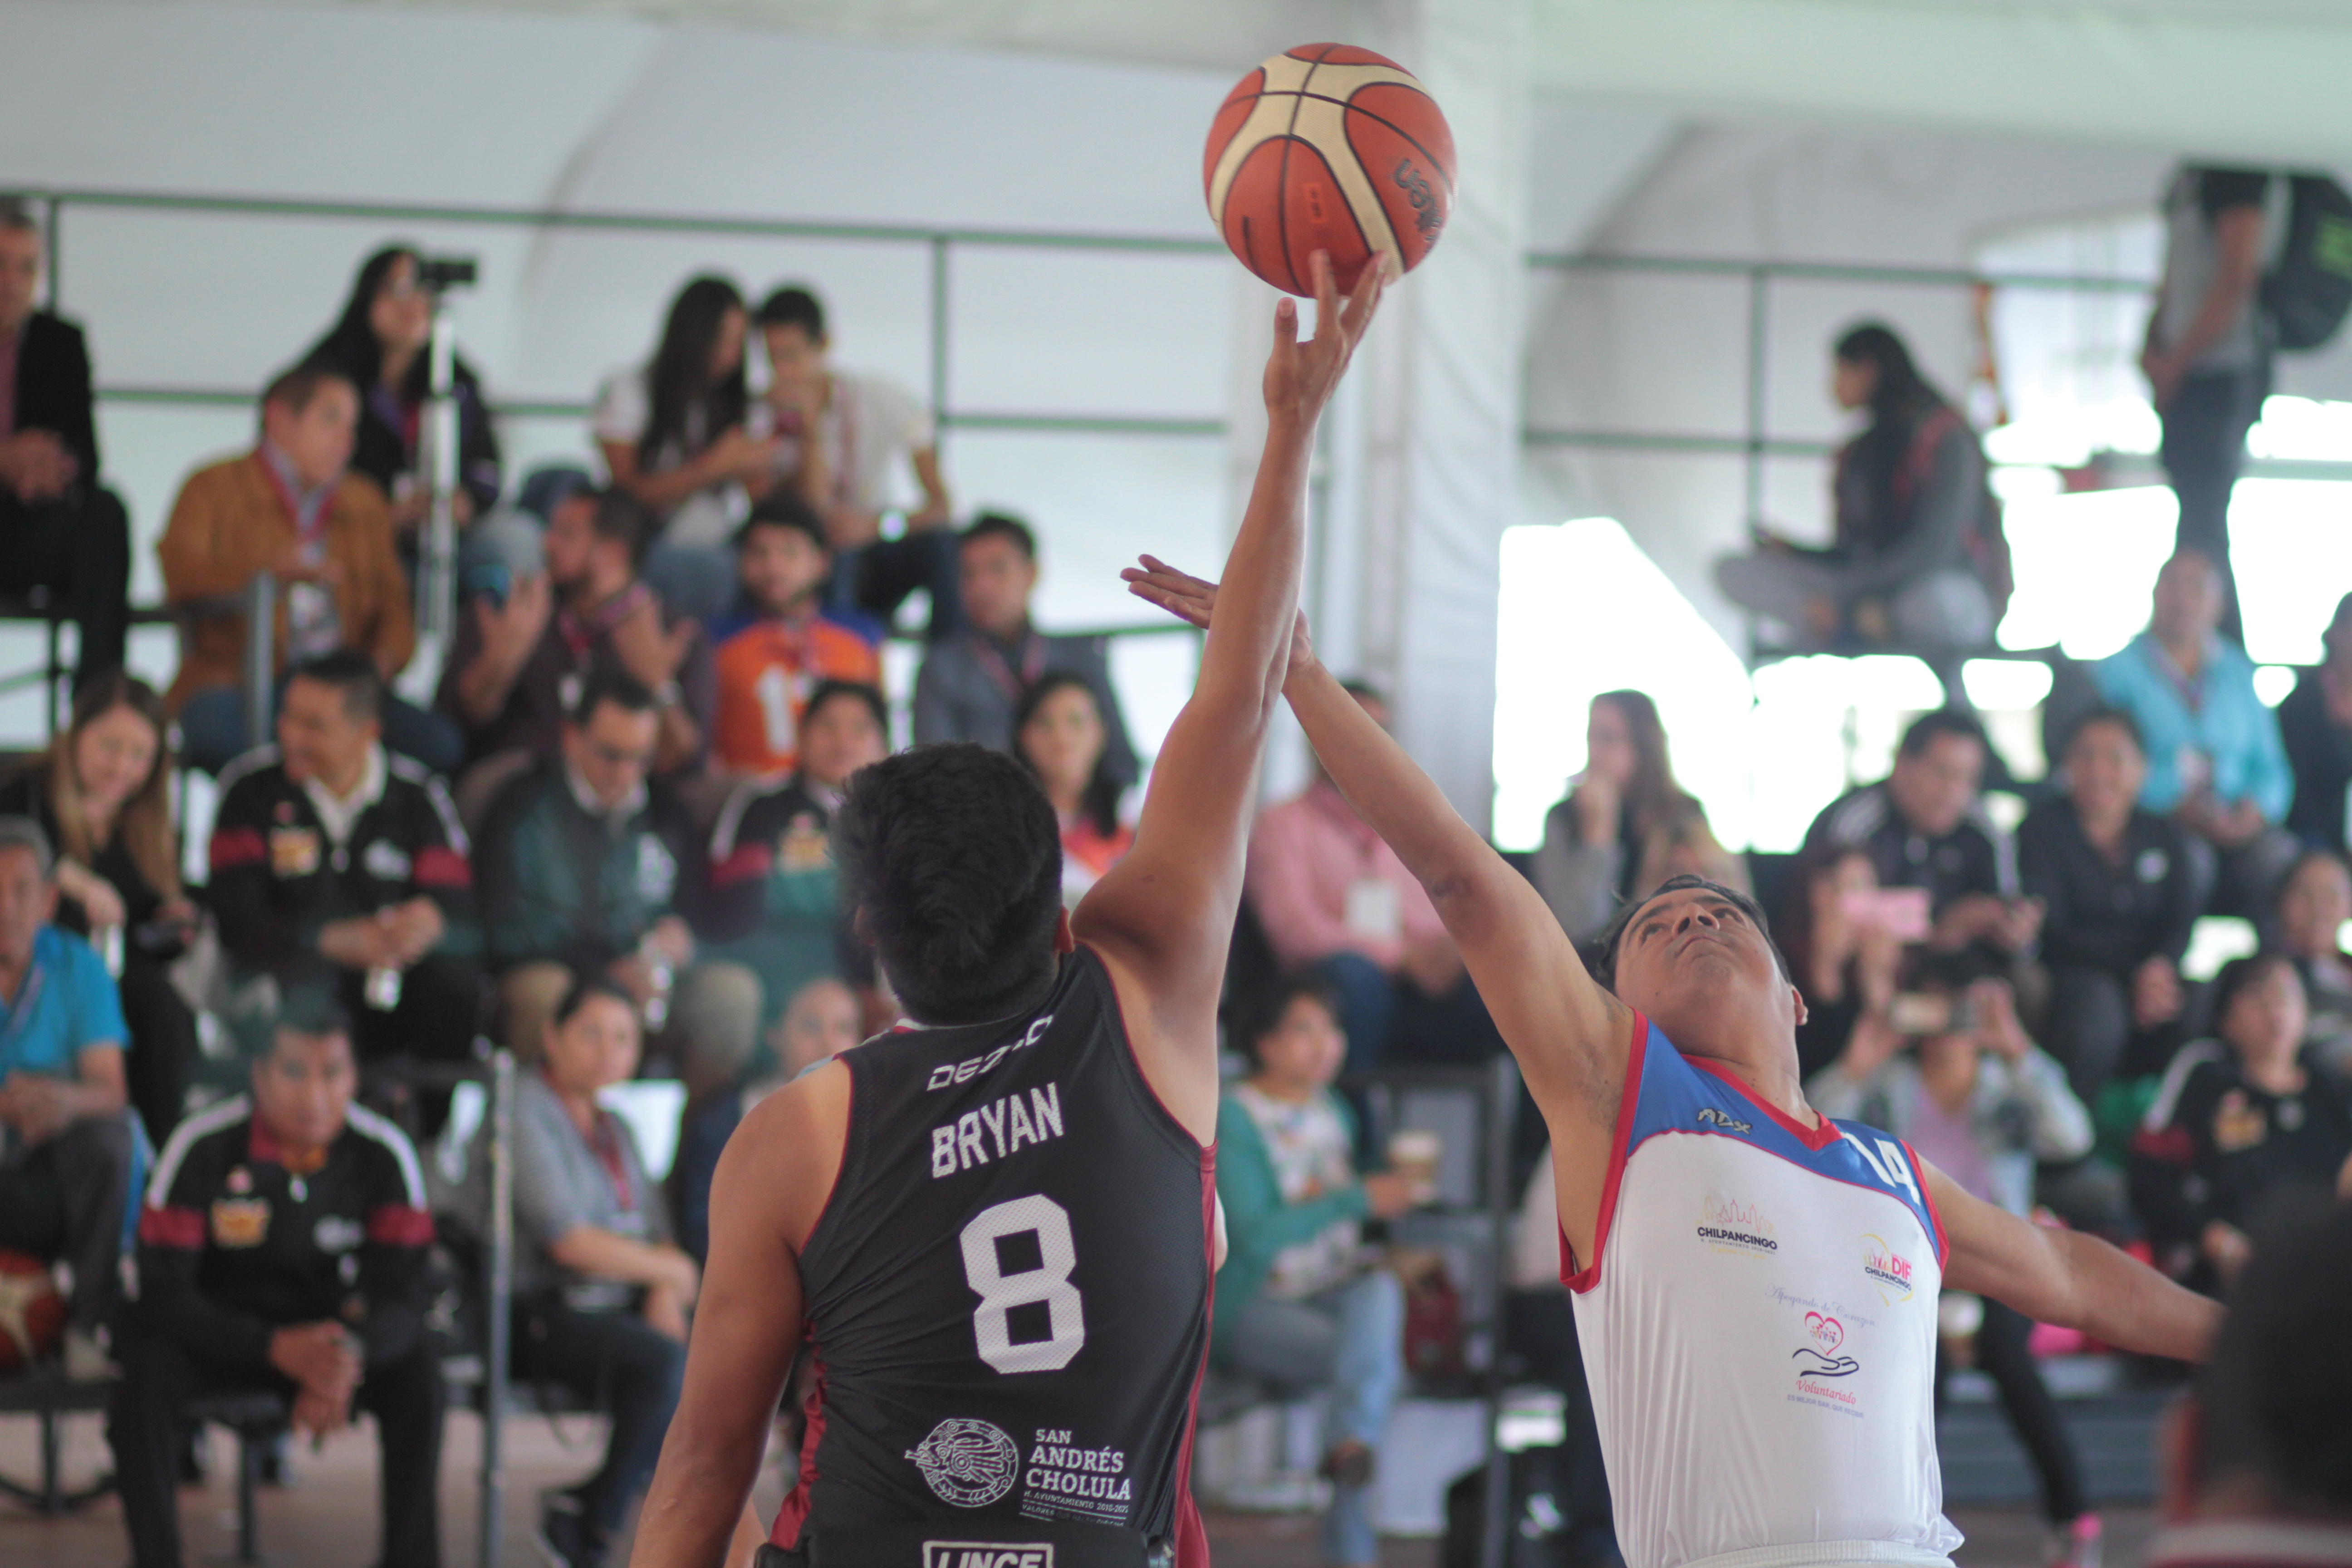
[1124,566,2221,1568]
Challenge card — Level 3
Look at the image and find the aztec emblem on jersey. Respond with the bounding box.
[922,1545,1054,1568]
[1860,1234,1915,1303]
[908,1417,1023,1508]
[1694,1193,1778,1256]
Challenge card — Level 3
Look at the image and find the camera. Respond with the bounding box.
[414,255,479,292]
[1887,991,1974,1037]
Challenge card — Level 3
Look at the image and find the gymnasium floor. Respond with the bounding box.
[0,1408,2160,1567]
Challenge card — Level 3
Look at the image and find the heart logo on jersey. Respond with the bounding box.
[1805,1312,1843,1354]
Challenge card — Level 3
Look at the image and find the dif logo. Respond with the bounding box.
[1861,1234,1915,1303]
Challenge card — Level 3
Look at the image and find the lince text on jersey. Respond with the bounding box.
[931,1083,1065,1178]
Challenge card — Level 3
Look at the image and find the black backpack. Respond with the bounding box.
[2263,172,2352,351]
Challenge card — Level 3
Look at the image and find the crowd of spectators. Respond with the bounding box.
[6,187,2352,1568]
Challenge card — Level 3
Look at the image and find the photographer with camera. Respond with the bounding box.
[1808,969,2102,1568]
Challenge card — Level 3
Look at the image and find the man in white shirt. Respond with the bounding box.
[755,286,960,639]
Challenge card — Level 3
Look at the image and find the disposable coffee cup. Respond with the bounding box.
[1387,1130,1442,1196]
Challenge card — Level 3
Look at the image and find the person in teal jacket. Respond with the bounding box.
[1214,971,1425,1568]
[2092,548,2296,918]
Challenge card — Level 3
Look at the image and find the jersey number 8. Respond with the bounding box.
[960,1194,1086,1374]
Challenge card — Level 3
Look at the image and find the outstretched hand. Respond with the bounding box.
[1263,250,1385,431]
[1123,555,1315,684]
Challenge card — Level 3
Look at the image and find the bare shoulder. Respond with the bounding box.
[1082,941,1220,1149]
[724,1058,854,1252]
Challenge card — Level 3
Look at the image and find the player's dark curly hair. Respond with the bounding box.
[833,744,1064,1025]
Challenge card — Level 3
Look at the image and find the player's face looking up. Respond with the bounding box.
[1887,731,1983,839]
[1608,881,1804,1057]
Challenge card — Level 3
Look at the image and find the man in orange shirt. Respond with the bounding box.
[157,362,457,775]
[708,496,882,778]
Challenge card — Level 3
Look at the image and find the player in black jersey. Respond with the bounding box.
[629,252,1386,1568]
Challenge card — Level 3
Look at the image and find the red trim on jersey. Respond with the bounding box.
[709,844,773,889]
[1686,1055,1842,1150]
[768,1344,828,1548]
[1171,1142,1216,1568]
[1903,1141,1951,1269]
[366,1204,436,1247]
[209,828,267,871]
[1087,941,1210,1155]
[1562,1012,1651,1294]
[412,846,470,890]
[139,1204,206,1249]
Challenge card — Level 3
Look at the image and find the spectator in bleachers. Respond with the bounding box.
[705,496,881,779]
[160,361,461,776]
[113,1000,441,1568]
[671,974,861,1265]
[1798,708,2040,978]
[700,680,886,1025]
[302,244,502,541]
[1213,972,1419,1568]
[436,486,713,797]
[474,671,701,1056]
[2095,548,2296,921]
[2130,953,2352,1296]
[2146,1200,2352,1564]
[0,199,131,692]
[1533,690,1744,946]
[503,978,692,1568]
[2275,848,2352,1080]
[2145,166,2273,642]
[1808,972,2099,1561]
[1014,671,1134,904]
[2278,590,2352,854]
[0,674,199,1140]
[1716,322,2002,653]
[1775,843,1905,1080]
[0,816,135,1379]
[912,513,1137,784]
[595,276,776,622]
[755,284,959,638]
[208,654,480,1077]
[2019,707,2209,1099]
[1246,681,1498,1068]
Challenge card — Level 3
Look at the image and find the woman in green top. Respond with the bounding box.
[1214,971,1422,1568]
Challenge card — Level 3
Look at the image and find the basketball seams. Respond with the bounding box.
[1310,96,1459,198]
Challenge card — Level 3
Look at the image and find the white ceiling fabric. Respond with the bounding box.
[86,0,2352,161]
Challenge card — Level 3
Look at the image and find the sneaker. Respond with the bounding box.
[2049,1513,2103,1568]
[62,1327,118,1383]
[536,1490,606,1568]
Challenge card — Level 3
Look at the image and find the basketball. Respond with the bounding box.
[1203,43,1456,297]
[0,1250,65,1375]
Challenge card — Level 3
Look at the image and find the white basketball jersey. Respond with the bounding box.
[1565,1019,1960,1568]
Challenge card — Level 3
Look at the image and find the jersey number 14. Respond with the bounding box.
[960,1194,1087,1374]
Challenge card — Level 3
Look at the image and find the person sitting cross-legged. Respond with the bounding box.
[111,998,443,1568]
[0,814,136,1378]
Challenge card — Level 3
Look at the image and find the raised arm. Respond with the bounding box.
[1123,565,1633,1261]
[1932,1161,2219,1362]
[1071,252,1382,1144]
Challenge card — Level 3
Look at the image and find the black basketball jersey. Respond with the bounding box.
[769,946,1213,1561]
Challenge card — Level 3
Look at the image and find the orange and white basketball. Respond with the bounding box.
[1203,43,1456,296]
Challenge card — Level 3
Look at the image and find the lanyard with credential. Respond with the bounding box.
[972,632,1047,704]
[257,455,330,551]
[0,947,50,1070]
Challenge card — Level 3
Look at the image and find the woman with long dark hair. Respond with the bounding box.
[1532,689,1744,946]
[1716,320,2005,652]
[0,672,200,1138]
[1013,671,1134,903]
[592,275,780,619]
[304,244,502,531]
